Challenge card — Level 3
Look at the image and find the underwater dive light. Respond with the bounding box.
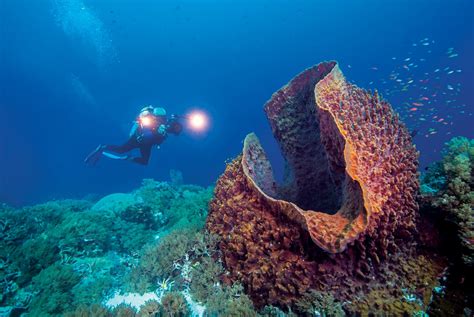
[139,115,157,128]
[178,110,210,133]
[189,111,208,130]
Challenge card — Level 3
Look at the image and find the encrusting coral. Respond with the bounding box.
[207,61,444,313]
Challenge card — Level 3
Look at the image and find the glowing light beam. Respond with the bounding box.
[187,111,209,132]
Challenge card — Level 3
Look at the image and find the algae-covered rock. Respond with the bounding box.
[92,193,140,214]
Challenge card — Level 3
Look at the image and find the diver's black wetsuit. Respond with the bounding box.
[104,137,156,165]
[89,115,182,166]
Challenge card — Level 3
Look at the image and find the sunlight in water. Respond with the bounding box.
[52,0,117,65]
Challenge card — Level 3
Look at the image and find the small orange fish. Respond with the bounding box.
[409,107,418,111]
[412,102,423,107]
[420,96,429,101]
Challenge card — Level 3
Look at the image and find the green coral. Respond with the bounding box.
[134,179,213,233]
[0,181,217,315]
[51,212,113,257]
[295,290,345,317]
[0,196,157,313]
[165,185,213,230]
[421,136,474,267]
[0,200,90,261]
[260,306,298,317]
[137,299,161,316]
[189,256,225,303]
[70,256,120,308]
[121,203,159,230]
[205,283,258,317]
[128,228,201,293]
[128,227,221,294]
[15,234,60,283]
[64,303,113,317]
[113,303,137,317]
[29,263,81,316]
[160,292,190,316]
[136,179,177,210]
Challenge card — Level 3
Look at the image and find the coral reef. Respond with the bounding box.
[206,61,443,313]
[1,64,470,316]
[420,137,474,316]
[421,137,474,267]
[0,181,214,316]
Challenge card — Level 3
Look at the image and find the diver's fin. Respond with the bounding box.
[84,145,105,166]
[102,151,130,160]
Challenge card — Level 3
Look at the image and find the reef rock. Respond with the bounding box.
[207,62,442,312]
[91,193,139,214]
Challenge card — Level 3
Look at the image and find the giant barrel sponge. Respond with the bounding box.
[207,62,432,310]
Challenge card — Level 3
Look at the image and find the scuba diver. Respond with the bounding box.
[85,106,183,166]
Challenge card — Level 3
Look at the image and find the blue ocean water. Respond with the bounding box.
[1,0,473,206]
